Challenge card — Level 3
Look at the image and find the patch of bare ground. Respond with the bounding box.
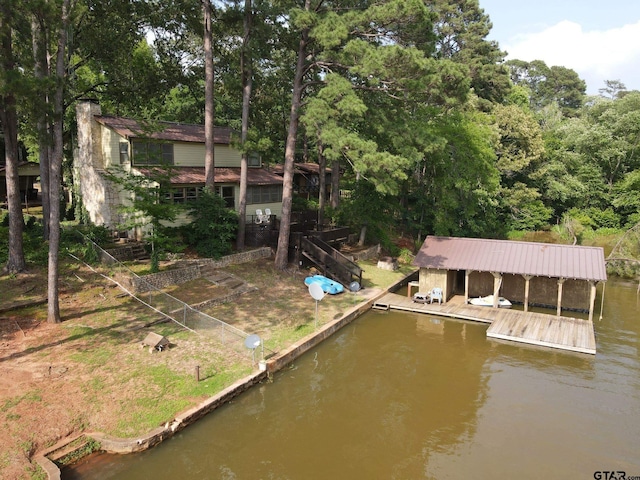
[0,255,403,479]
[201,258,381,351]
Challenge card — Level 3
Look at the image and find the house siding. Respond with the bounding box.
[101,127,125,169]
[75,100,283,232]
[418,268,448,301]
[75,101,121,227]
[174,143,241,167]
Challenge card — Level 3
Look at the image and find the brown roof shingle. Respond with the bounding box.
[270,162,332,175]
[137,167,283,186]
[413,236,607,282]
[95,116,233,144]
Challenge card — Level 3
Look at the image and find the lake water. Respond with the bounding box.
[65,280,640,479]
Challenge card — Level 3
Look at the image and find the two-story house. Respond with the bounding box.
[74,99,283,231]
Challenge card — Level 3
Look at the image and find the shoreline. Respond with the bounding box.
[36,272,415,479]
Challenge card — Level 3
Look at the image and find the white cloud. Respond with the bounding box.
[503,20,640,94]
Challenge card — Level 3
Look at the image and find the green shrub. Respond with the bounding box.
[292,195,318,212]
[567,207,595,229]
[624,212,640,229]
[397,248,414,264]
[185,189,238,258]
[23,215,44,231]
[160,227,186,255]
[594,227,621,237]
[81,224,112,246]
[507,230,528,240]
[587,207,620,229]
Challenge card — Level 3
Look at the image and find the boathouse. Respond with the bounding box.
[412,236,607,321]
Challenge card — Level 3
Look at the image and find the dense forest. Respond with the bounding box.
[2,0,639,318]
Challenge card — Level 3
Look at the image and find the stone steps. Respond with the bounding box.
[44,434,97,466]
[106,243,150,262]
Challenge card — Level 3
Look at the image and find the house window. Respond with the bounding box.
[215,186,235,208]
[132,141,174,166]
[247,185,282,204]
[248,152,261,167]
[165,186,203,204]
[172,189,185,204]
[163,185,240,209]
[185,187,200,202]
[119,142,129,165]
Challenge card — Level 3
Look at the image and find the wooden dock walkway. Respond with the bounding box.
[373,293,596,355]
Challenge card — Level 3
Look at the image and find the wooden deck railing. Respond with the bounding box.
[300,236,363,287]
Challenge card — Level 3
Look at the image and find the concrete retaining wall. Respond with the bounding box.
[38,269,407,479]
[349,244,380,262]
[131,265,201,292]
[194,247,272,269]
[89,372,267,454]
[132,247,272,293]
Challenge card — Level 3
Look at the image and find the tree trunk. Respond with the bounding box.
[0,4,26,274]
[330,160,340,209]
[0,103,25,274]
[31,15,51,240]
[237,0,252,251]
[47,0,70,324]
[274,23,309,270]
[203,0,215,189]
[317,141,326,230]
[358,224,367,246]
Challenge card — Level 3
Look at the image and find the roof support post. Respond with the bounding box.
[522,275,533,312]
[491,272,502,308]
[556,278,566,316]
[599,282,606,321]
[588,281,597,322]
[465,270,473,304]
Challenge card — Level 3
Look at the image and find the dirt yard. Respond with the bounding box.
[0,256,404,479]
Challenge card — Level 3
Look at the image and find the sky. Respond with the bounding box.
[478,0,640,94]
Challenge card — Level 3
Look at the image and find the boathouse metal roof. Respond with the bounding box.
[413,236,607,282]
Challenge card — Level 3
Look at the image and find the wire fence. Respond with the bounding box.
[69,235,257,357]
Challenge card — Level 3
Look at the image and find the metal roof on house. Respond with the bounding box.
[413,236,607,282]
[137,167,283,186]
[95,116,233,144]
[270,162,332,175]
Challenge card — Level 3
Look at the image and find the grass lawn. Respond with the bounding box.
[0,254,414,479]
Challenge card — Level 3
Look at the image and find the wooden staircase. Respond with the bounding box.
[300,236,363,287]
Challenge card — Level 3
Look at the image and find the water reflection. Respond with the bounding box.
[65,281,640,479]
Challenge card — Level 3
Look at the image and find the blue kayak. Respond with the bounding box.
[304,275,344,295]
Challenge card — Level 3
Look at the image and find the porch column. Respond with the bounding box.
[556,278,566,316]
[588,281,597,322]
[491,272,502,308]
[522,275,533,312]
[465,270,473,304]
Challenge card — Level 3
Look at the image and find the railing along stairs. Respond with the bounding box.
[300,235,363,287]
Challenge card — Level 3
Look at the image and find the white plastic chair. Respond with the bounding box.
[430,287,443,304]
[255,209,264,224]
